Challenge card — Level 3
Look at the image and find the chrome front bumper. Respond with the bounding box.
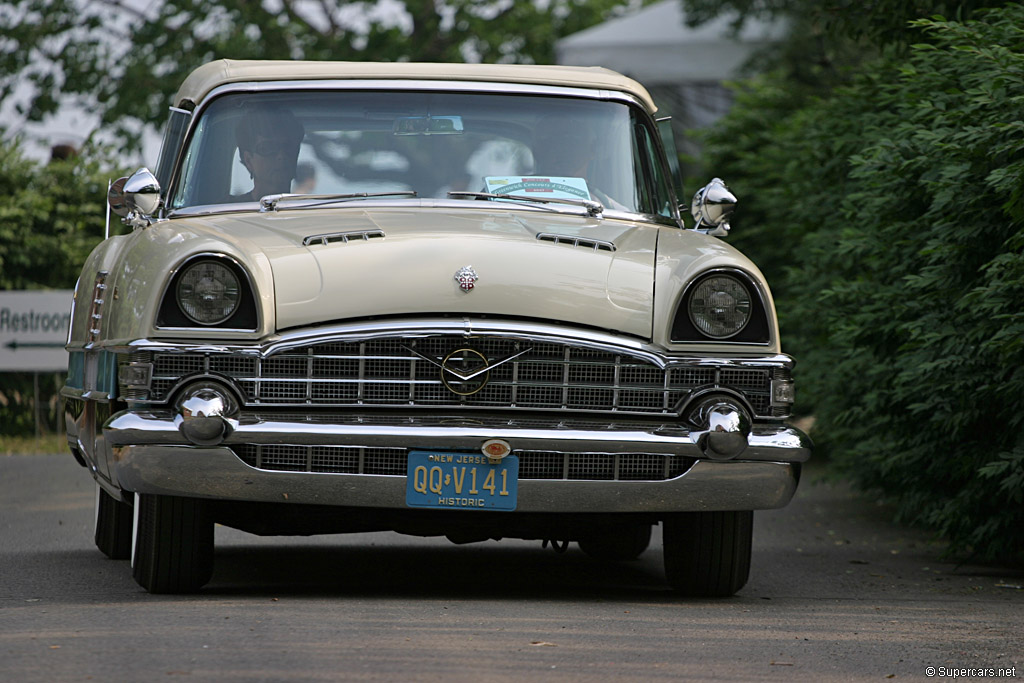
[102,410,811,513]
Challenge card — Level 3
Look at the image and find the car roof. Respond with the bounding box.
[173,59,657,113]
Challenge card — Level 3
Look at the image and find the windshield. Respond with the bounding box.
[170,89,674,216]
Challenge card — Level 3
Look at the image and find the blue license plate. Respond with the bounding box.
[406,450,518,511]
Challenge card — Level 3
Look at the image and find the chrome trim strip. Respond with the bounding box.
[199,79,647,111]
[153,327,261,334]
[111,443,800,513]
[114,318,794,366]
[168,197,671,226]
[104,410,812,461]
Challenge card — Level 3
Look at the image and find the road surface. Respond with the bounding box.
[1,454,1020,681]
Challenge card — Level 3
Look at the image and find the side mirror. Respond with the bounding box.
[691,178,737,236]
[107,176,129,217]
[108,168,161,220]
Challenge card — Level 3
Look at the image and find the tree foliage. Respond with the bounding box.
[0,141,116,289]
[0,138,119,436]
[683,0,1010,47]
[0,0,637,152]
[699,5,1024,562]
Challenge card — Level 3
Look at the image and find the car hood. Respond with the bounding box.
[211,206,658,338]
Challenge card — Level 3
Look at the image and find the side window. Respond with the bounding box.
[632,115,675,218]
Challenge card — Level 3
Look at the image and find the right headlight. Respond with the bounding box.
[687,274,752,339]
[176,260,241,325]
[157,254,258,330]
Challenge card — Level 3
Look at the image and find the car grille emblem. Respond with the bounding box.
[454,265,478,292]
[403,344,533,397]
[441,348,491,395]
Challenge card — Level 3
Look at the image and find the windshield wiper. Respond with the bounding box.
[447,191,604,217]
[260,191,417,212]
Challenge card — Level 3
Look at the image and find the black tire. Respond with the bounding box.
[663,511,752,597]
[94,485,133,560]
[131,493,214,594]
[578,523,652,561]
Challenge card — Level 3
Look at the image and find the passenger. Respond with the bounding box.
[293,162,317,195]
[233,106,305,202]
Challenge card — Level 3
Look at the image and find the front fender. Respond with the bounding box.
[652,228,780,352]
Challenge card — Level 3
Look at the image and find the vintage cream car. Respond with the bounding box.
[63,60,811,595]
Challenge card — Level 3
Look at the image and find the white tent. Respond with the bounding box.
[556,0,786,130]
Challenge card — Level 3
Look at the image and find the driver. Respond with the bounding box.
[233,106,305,202]
[531,116,626,210]
[532,117,596,180]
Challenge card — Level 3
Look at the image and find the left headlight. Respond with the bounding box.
[687,274,752,339]
[176,260,241,325]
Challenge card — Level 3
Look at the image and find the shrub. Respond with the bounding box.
[699,6,1024,563]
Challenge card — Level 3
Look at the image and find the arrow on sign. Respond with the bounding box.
[4,340,67,350]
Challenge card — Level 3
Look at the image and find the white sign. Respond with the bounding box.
[0,290,74,372]
[484,175,593,201]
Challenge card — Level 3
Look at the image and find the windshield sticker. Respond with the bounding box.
[485,176,592,201]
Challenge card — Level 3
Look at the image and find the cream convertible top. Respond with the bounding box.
[174,59,658,114]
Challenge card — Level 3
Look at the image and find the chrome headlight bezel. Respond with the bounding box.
[670,269,771,344]
[156,253,259,331]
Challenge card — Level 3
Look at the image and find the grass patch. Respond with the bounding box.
[0,433,68,456]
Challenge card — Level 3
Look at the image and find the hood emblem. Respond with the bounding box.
[454,265,478,292]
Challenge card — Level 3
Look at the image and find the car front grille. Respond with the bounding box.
[141,335,774,416]
[230,444,695,481]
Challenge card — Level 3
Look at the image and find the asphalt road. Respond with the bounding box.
[1,453,1021,682]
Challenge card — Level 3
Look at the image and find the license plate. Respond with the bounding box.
[406,450,518,511]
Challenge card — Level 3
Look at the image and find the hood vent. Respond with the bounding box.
[303,229,385,246]
[537,233,615,252]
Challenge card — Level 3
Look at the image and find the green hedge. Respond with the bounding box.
[700,7,1024,563]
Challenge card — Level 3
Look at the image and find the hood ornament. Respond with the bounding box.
[454,265,478,292]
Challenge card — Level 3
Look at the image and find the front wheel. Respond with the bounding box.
[131,493,214,594]
[663,511,752,597]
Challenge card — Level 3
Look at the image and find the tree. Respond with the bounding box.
[0,0,640,154]
[0,137,119,437]
[682,0,1010,47]
[0,139,115,290]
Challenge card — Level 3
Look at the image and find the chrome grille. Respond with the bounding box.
[144,335,774,416]
[231,444,695,481]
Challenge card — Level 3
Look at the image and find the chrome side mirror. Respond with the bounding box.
[690,178,737,237]
[107,176,129,217]
[108,167,161,221]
